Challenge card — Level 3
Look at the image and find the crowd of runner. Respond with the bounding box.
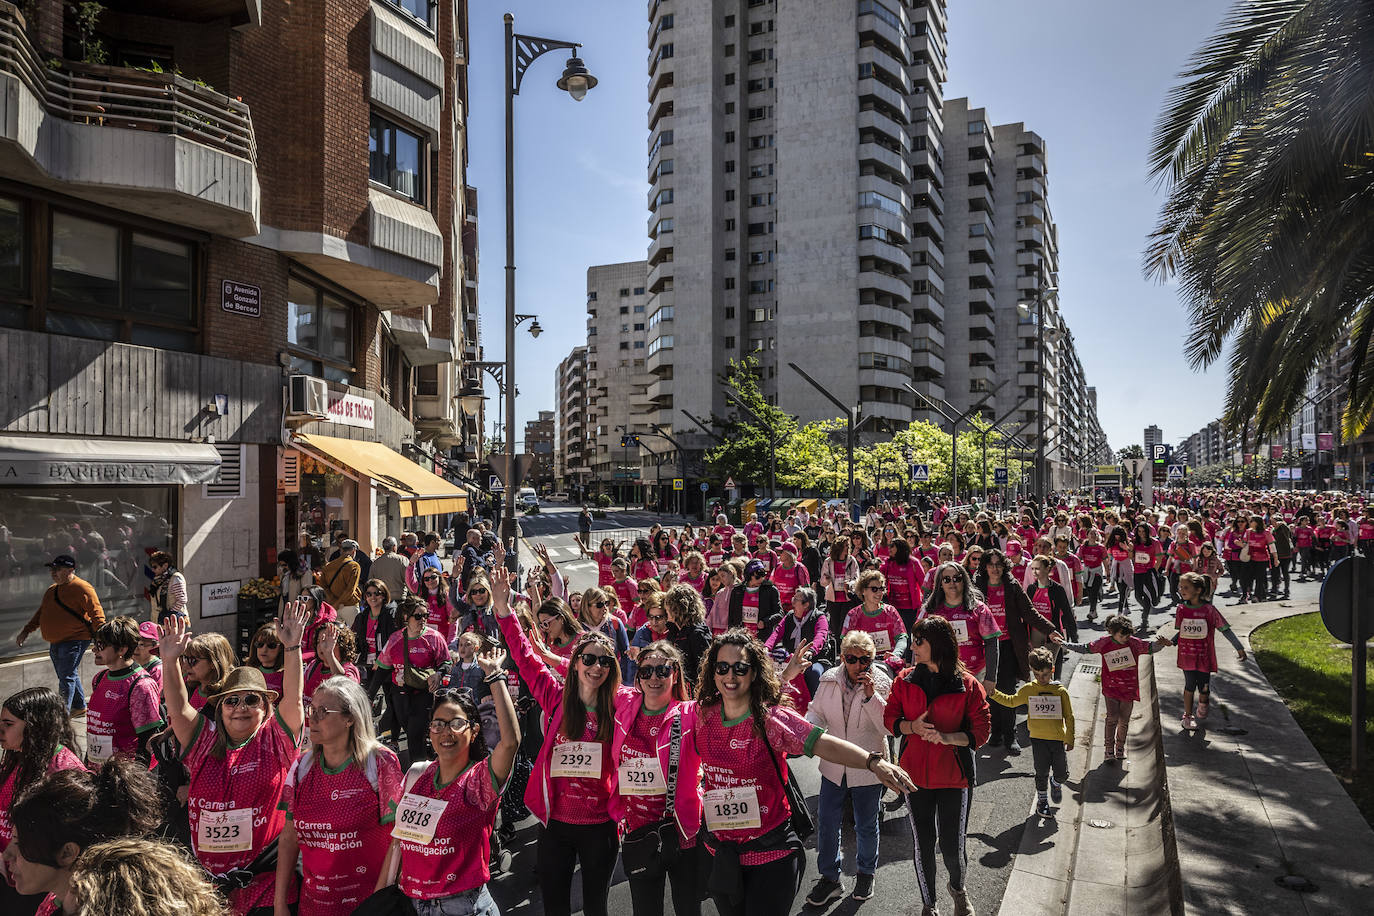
[1,486,1369,916]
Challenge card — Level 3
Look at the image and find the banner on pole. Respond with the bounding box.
[1302,433,1316,451]
[1319,433,1335,451]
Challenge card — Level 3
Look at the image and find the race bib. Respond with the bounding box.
[86,732,112,764]
[950,618,970,644]
[1103,646,1136,672]
[703,785,762,831]
[1028,695,1063,720]
[197,807,254,854]
[871,630,892,654]
[742,604,759,625]
[551,740,603,779]
[617,755,666,796]
[1134,551,1151,566]
[1179,618,1208,640]
[391,794,449,845]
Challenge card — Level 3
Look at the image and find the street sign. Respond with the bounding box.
[1152,444,1171,461]
[1291,467,1303,480]
[1319,554,1371,773]
[700,482,709,492]
[1277,468,1291,480]
[724,476,737,489]
[994,467,1008,485]
[673,478,684,491]
[1167,464,1185,481]
[911,464,930,482]
[489,475,504,493]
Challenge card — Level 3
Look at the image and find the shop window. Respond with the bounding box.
[287,276,356,384]
[369,113,427,203]
[415,364,439,397]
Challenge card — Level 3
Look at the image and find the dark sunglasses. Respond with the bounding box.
[636,663,675,680]
[647,613,668,622]
[638,586,653,593]
[910,635,926,647]
[940,576,961,584]
[868,586,886,593]
[579,653,616,669]
[594,600,608,608]
[844,654,873,667]
[714,661,753,677]
[221,694,264,708]
[364,590,383,597]
[255,641,281,650]
[422,574,441,582]
[469,587,489,595]
[409,612,429,621]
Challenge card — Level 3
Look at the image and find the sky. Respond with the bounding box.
[465,0,1236,455]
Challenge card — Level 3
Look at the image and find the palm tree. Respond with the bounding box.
[1145,0,1374,443]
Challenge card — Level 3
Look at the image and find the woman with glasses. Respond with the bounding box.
[181,631,238,711]
[158,602,308,914]
[491,549,630,916]
[578,537,620,588]
[653,529,680,565]
[538,595,584,661]
[275,676,402,916]
[375,652,520,916]
[578,587,630,683]
[763,586,830,700]
[973,550,1059,752]
[294,587,340,667]
[630,538,661,583]
[626,592,671,682]
[609,640,706,916]
[922,563,1000,699]
[629,579,662,630]
[376,596,452,762]
[842,570,906,674]
[453,573,499,642]
[803,631,891,906]
[694,630,915,916]
[885,615,992,916]
[353,579,400,742]
[408,563,456,643]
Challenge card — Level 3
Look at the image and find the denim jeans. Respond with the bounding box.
[817,775,882,881]
[50,639,89,710]
[413,885,498,916]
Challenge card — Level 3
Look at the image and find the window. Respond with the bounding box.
[369,113,426,203]
[587,291,598,301]
[857,0,901,30]
[750,307,767,322]
[724,14,735,27]
[724,278,736,290]
[724,72,735,86]
[748,280,773,294]
[415,364,439,397]
[749,250,772,264]
[749,338,763,352]
[748,134,773,149]
[725,102,735,114]
[46,212,196,350]
[634,322,645,331]
[633,340,645,349]
[657,43,674,62]
[747,222,772,236]
[724,307,736,319]
[749,192,774,206]
[386,0,435,30]
[0,197,24,301]
[648,306,673,328]
[967,119,986,134]
[621,324,629,333]
[287,276,355,383]
[619,306,629,314]
[653,188,674,208]
[648,335,673,355]
[657,13,674,31]
[747,48,771,63]
[724,160,736,173]
[654,158,674,178]
[619,287,631,297]
[857,190,904,217]
[749,19,773,34]
[724,336,736,348]
[749,163,774,178]
[725,131,736,144]
[725,189,736,202]
[724,218,736,231]
[725,248,736,261]
[724,43,735,57]
[649,130,674,160]
[619,341,629,350]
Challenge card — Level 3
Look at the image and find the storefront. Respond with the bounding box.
[0,435,222,662]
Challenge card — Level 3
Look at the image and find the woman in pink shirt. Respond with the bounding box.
[880,538,924,630]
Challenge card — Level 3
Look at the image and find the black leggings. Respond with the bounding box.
[1133,571,1160,619]
[629,842,707,916]
[1244,560,1269,601]
[1083,575,1102,616]
[709,847,804,916]
[396,685,432,762]
[990,644,1020,743]
[906,786,971,907]
[1270,557,1292,595]
[537,818,619,916]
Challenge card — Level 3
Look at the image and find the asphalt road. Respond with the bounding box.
[490,508,1099,916]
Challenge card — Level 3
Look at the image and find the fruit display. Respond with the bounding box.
[238,576,280,599]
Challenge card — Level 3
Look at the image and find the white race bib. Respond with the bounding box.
[742,604,759,625]
[86,732,112,764]
[197,807,254,854]
[703,785,762,831]
[617,754,666,796]
[1134,551,1151,566]
[950,618,970,644]
[1103,646,1136,672]
[391,793,449,845]
[551,740,603,779]
[1179,618,1208,640]
[871,630,892,654]
[1028,695,1063,720]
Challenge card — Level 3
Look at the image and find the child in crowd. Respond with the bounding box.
[1062,615,1170,762]
[989,647,1073,817]
[251,621,286,695]
[86,616,165,767]
[131,621,163,691]
[1172,572,1247,730]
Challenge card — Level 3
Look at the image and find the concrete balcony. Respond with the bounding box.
[385,309,452,366]
[0,3,259,237]
[1017,201,1046,225]
[911,207,944,242]
[646,376,673,403]
[1017,225,1046,248]
[857,8,909,66]
[1016,152,1046,177]
[968,363,994,385]
[967,261,995,286]
[860,302,912,333]
[858,46,911,94]
[911,293,945,324]
[860,367,910,392]
[909,233,944,269]
[910,262,944,296]
[968,336,995,361]
[646,345,673,375]
[910,177,944,215]
[967,310,995,338]
[909,147,943,185]
[857,79,911,123]
[1016,177,1046,200]
[967,233,994,260]
[858,270,911,305]
[911,348,945,376]
[858,237,911,274]
[860,400,912,424]
[966,157,994,186]
[858,141,911,184]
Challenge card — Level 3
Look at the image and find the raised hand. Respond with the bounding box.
[477,646,508,675]
[159,614,193,661]
[490,566,512,617]
[278,598,309,647]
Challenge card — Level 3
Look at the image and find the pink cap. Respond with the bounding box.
[138,621,161,641]
[779,542,798,556]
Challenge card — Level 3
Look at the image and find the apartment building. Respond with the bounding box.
[555,345,590,496]
[0,0,479,682]
[524,410,556,492]
[1145,425,1164,456]
[587,261,654,503]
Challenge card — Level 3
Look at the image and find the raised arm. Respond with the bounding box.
[276,599,308,736]
[490,549,564,709]
[477,647,520,784]
[157,615,198,748]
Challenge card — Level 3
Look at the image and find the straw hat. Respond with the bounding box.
[204,666,280,703]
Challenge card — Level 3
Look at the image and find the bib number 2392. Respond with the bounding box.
[198,807,254,854]
[703,786,761,831]
[551,741,603,779]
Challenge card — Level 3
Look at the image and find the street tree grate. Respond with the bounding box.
[1077,663,1101,677]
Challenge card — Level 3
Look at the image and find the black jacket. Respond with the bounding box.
[669,622,713,690]
[728,581,782,632]
[974,576,1061,681]
[351,601,399,668]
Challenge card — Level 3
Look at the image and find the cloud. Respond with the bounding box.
[577,152,647,199]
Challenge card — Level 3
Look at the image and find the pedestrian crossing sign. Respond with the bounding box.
[1166,464,1185,481]
[910,464,930,482]
[489,475,505,492]
[673,479,684,490]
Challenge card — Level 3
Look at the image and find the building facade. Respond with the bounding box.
[524,410,555,492]
[0,0,479,680]
[555,345,590,496]
[586,261,653,503]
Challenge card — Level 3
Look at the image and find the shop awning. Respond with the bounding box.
[0,435,222,486]
[293,434,469,517]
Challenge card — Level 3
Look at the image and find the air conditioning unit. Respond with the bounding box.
[287,375,329,419]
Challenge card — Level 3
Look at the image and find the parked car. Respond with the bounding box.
[548,492,569,503]
[517,487,539,509]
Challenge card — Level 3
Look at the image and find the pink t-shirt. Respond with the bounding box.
[881,559,923,609]
[681,571,709,594]
[284,749,403,916]
[549,714,614,824]
[1244,530,1273,560]
[753,549,778,573]
[86,665,163,764]
[612,577,638,612]
[1131,540,1161,574]
[184,712,301,913]
[695,704,820,865]
[1295,526,1314,547]
[395,759,503,901]
[618,705,680,835]
[940,602,1001,675]
[739,589,762,637]
[596,552,616,587]
[842,605,904,657]
[1174,603,1229,673]
[770,562,808,607]
[633,559,661,582]
[984,585,1009,642]
[143,657,165,692]
[302,660,362,698]
[378,628,449,687]
[1078,544,1106,570]
[257,667,285,697]
[0,745,84,851]
[1089,635,1151,702]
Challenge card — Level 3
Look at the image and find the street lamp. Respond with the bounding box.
[788,362,859,512]
[1017,284,1058,505]
[501,12,596,566]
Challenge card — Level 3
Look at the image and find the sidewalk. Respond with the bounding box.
[1000,584,1374,915]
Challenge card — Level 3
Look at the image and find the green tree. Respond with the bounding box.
[778,419,849,495]
[1118,444,1145,460]
[703,357,799,486]
[1145,0,1374,441]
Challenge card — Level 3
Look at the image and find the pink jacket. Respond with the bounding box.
[497,612,636,826]
[607,699,704,844]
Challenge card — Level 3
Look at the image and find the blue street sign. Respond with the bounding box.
[910,464,930,482]
[699,482,709,492]
[994,467,1008,485]
[1167,464,1185,481]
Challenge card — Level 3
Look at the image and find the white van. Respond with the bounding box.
[517,487,539,508]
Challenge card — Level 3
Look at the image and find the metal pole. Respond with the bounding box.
[1353,554,1366,775]
[501,14,518,569]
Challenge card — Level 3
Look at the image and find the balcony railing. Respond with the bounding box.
[0,2,256,162]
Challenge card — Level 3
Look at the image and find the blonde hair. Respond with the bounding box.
[67,836,226,916]
[840,630,875,654]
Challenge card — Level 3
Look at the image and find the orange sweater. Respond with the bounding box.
[24,577,105,643]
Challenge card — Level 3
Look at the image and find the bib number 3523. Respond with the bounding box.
[551,741,603,779]
[197,807,254,854]
[703,785,762,831]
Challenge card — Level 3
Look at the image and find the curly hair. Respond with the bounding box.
[695,629,788,739]
[67,837,226,916]
[0,688,77,798]
[312,620,358,665]
[663,584,706,627]
[432,686,488,761]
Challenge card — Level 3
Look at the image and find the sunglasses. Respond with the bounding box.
[364,590,383,597]
[868,586,886,593]
[844,654,873,667]
[714,661,753,677]
[433,686,476,704]
[221,693,264,708]
[182,656,206,664]
[594,600,608,608]
[636,663,675,680]
[910,635,926,647]
[255,641,281,650]
[422,575,441,582]
[940,576,962,584]
[409,612,429,621]
[428,716,471,733]
[469,587,489,596]
[579,653,616,669]
[647,613,668,622]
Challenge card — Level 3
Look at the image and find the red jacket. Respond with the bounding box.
[884,666,990,789]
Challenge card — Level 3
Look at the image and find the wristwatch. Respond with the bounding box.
[864,751,883,771]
